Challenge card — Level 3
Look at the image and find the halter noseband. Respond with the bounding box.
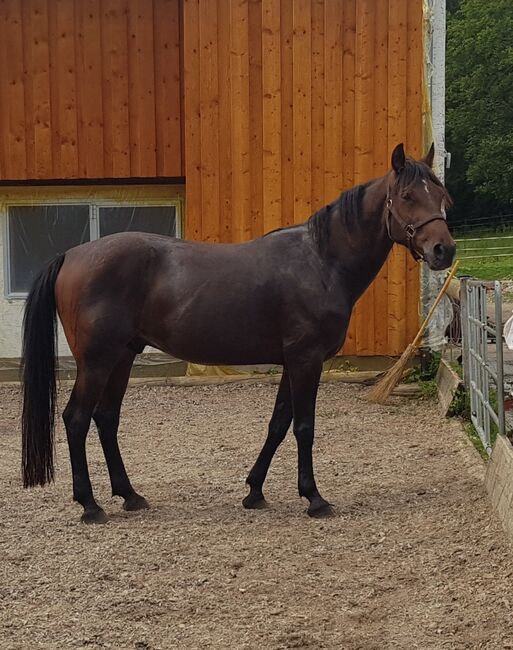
[384,187,447,262]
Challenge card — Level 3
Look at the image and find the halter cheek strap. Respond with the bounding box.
[384,189,447,262]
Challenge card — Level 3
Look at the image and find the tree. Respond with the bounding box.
[446,0,513,223]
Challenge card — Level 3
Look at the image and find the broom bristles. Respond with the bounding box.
[366,343,418,403]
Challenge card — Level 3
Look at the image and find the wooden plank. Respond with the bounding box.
[198,0,220,241]
[49,0,79,178]
[183,0,202,239]
[406,0,423,160]
[21,0,42,178]
[73,0,85,177]
[341,0,356,355]
[3,0,27,178]
[21,0,35,177]
[373,0,389,355]
[341,0,355,191]
[31,0,53,177]
[323,0,342,202]
[75,0,104,178]
[217,0,232,242]
[280,0,293,227]
[0,0,8,177]
[310,0,324,212]
[262,0,282,234]
[248,0,263,239]
[128,0,157,177]
[101,0,130,178]
[179,0,185,176]
[292,0,312,224]
[405,0,423,343]
[387,0,408,354]
[436,358,463,415]
[154,0,182,177]
[354,0,375,356]
[127,0,141,176]
[354,0,374,186]
[47,0,60,177]
[229,0,250,243]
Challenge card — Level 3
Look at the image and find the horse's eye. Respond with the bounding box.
[402,193,413,202]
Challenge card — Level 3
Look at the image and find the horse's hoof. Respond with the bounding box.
[307,498,335,518]
[242,492,268,510]
[123,493,150,511]
[81,508,109,524]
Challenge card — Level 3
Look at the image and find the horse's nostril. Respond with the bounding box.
[433,243,444,259]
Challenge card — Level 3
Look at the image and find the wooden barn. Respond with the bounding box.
[0,0,446,362]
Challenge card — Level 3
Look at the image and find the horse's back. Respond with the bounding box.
[54,230,319,364]
[139,232,303,363]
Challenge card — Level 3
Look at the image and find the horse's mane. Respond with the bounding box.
[307,159,452,254]
[307,182,370,254]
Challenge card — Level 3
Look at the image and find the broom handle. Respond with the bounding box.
[411,259,460,349]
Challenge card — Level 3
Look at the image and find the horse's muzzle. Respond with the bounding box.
[425,242,456,271]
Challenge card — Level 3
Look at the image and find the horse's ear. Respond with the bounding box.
[391,143,406,173]
[423,142,435,168]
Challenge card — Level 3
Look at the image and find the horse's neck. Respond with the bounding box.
[329,177,394,300]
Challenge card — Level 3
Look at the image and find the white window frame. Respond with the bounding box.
[3,193,182,300]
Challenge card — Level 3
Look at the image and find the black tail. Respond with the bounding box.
[21,254,65,488]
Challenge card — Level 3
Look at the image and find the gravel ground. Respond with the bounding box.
[1,381,513,650]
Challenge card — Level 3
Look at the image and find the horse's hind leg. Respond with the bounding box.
[63,364,113,524]
[243,369,292,509]
[93,350,149,512]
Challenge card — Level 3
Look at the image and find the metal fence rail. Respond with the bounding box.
[455,233,513,262]
[461,279,506,455]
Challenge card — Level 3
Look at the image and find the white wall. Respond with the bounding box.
[0,219,35,357]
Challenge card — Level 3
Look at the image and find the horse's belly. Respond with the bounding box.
[140,318,284,366]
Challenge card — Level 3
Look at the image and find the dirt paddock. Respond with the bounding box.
[1,381,513,649]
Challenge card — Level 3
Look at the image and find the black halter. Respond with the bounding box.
[384,187,447,262]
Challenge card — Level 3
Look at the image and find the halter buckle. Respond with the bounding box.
[405,224,416,239]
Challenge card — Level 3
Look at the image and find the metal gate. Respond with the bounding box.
[461,279,506,455]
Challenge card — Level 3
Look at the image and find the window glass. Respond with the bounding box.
[99,206,177,238]
[8,205,90,293]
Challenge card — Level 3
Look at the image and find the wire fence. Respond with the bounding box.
[451,213,513,263]
[460,279,506,455]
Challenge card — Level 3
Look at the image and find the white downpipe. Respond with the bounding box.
[422,0,453,349]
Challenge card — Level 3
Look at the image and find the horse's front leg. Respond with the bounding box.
[287,354,332,517]
[243,368,292,509]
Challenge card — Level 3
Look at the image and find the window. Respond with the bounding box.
[8,205,90,294]
[4,194,181,297]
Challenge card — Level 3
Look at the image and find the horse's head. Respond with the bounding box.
[385,143,455,271]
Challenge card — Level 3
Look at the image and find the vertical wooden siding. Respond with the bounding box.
[0,0,182,179]
[183,0,424,356]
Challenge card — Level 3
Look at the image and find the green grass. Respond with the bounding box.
[455,229,513,280]
[447,364,500,458]
[418,379,439,400]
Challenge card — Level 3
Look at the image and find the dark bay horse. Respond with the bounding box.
[21,144,455,523]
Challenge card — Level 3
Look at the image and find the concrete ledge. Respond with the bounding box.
[0,354,402,383]
[485,435,513,540]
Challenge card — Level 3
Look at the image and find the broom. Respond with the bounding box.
[367,259,460,404]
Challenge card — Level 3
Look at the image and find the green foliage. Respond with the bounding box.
[446,0,513,221]
[403,351,441,400]
[404,351,441,384]
[464,422,489,460]
[418,379,439,401]
[447,383,469,418]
